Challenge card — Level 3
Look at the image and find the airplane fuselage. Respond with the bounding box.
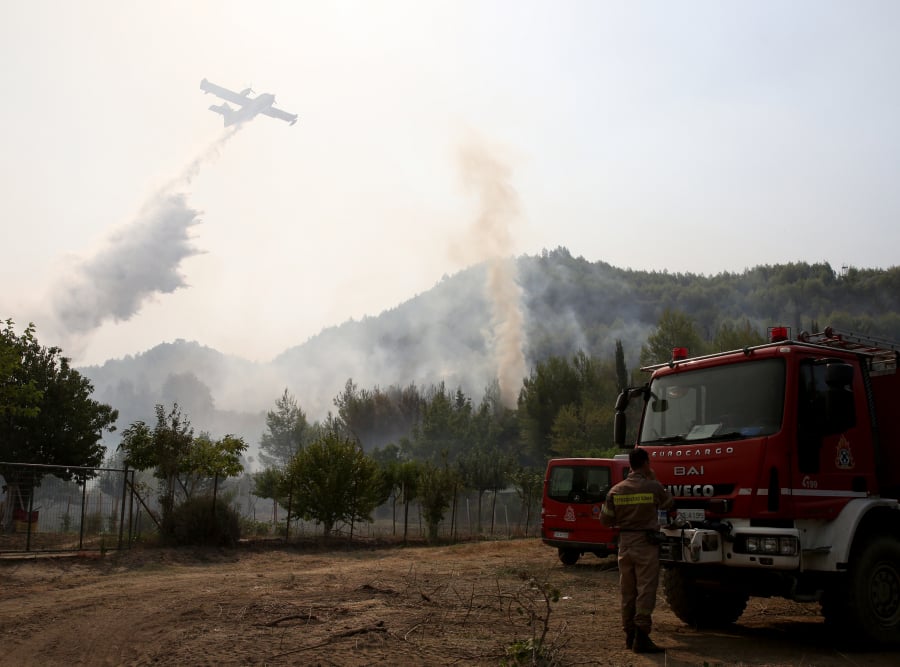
[200,78,297,127]
[222,93,276,126]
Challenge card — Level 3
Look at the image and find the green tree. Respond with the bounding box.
[120,406,246,537]
[615,339,628,391]
[473,380,521,460]
[1,321,118,529]
[518,352,619,461]
[0,321,118,466]
[518,356,581,462]
[333,380,422,451]
[397,456,421,542]
[639,309,705,365]
[510,466,543,536]
[0,320,42,419]
[711,320,766,352]
[283,432,384,537]
[458,446,496,534]
[119,403,194,525]
[411,383,473,463]
[417,461,456,542]
[370,443,406,535]
[252,467,285,524]
[182,432,247,502]
[258,389,312,469]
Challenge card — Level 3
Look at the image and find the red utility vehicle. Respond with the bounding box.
[541,456,630,565]
[614,326,900,644]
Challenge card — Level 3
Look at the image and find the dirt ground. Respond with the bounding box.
[0,538,896,667]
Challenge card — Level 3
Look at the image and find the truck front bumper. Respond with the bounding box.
[660,525,801,570]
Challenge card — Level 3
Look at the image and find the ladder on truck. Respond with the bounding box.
[799,327,900,375]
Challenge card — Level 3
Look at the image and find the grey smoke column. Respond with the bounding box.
[54,127,240,333]
[458,134,526,407]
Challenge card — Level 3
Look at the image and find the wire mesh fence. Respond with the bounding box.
[259,490,542,543]
[0,462,138,554]
[1,462,542,553]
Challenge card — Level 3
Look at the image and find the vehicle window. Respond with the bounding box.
[639,358,785,445]
[548,465,612,503]
[797,358,856,473]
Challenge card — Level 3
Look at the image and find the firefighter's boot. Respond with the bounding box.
[632,629,663,654]
[624,629,635,649]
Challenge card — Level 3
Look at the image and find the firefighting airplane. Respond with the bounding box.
[199,78,298,127]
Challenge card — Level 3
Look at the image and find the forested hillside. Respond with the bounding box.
[80,249,900,465]
[520,248,900,362]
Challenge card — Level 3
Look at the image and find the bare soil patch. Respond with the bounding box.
[0,538,896,666]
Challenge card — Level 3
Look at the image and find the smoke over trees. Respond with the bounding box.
[457,133,526,408]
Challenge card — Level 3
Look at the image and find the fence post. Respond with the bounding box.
[127,470,136,545]
[25,477,35,552]
[79,473,87,550]
[212,472,219,521]
[117,465,129,550]
[285,476,294,543]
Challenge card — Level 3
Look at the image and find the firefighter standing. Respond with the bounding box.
[601,447,673,653]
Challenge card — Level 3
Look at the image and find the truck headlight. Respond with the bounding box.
[737,535,798,556]
[779,537,799,556]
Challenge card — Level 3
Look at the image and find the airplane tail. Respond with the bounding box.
[208,103,236,126]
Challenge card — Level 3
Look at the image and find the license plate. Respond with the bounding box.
[553,531,569,539]
[678,509,705,522]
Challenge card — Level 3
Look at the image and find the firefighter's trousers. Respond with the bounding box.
[618,541,661,634]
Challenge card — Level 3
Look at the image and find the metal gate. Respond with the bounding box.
[0,462,140,554]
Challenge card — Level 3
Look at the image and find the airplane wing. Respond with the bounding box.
[261,106,298,125]
[199,78,250,106]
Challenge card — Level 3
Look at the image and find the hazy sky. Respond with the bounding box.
[2,1,899,367]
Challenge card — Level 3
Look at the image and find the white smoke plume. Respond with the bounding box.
[53,127,241,334]
[457,132,527,407]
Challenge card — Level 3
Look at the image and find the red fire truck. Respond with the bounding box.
[541,456,630,565]
[613,326,900,644]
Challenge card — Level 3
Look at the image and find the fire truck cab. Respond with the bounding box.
[541,456,630,565]
[614,326,900,645]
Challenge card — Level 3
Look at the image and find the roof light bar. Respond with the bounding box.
[768,326,790,343]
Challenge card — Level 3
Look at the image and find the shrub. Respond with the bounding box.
[239,517,272,537]
[166,497,241,547]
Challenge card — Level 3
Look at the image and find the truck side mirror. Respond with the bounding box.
[614,411,627,447]
[614,387,646,448]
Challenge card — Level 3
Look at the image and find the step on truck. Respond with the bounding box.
[541,456,630,565]
[614,326,900,645]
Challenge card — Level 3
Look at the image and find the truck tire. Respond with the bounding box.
[842,536,900,645]
[558,548,580,566]
[664,567,748,627]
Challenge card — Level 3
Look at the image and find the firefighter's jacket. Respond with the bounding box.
[601,471,673,546]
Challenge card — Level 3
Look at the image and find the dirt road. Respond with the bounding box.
[0,538,895,666]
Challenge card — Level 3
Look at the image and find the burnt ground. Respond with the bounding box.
[0,537,896,666]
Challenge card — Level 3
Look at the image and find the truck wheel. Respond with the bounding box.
[843,536,900,645]
[664,567,748,627]
[558,548,580,566]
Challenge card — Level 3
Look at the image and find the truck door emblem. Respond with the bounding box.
[835,436,855,470]
[565,506,576,522]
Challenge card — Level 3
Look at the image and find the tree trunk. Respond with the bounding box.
[490,488,498,536]
[403,498,410,543]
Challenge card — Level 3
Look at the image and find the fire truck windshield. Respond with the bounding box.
[639,358,785,445]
